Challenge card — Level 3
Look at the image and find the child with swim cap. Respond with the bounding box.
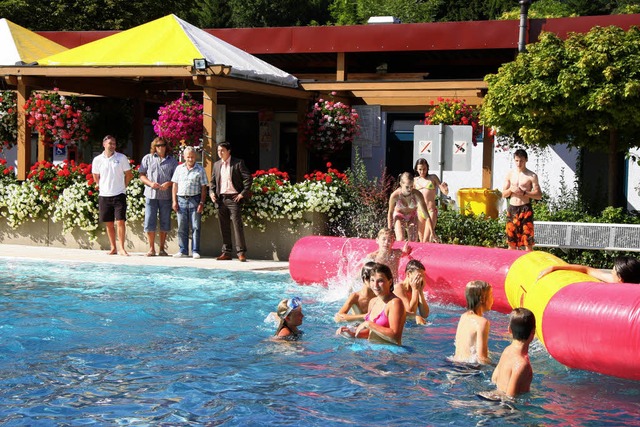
[275,297,304,341]
[491,307,536,398]
[334,261,376,323]
[451,280,493,364]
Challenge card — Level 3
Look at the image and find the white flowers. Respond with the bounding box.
[52,181,100,235]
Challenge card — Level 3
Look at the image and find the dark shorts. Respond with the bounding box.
[506,203,534,248]
[99,194,127,223]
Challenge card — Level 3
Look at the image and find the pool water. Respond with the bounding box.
[0,258,638,426]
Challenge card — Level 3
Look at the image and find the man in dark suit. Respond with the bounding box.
[209,141,253,261]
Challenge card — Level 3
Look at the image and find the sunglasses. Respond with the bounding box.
[281,296,302,319]
[155,144,167,147]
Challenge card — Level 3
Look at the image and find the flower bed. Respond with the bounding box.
[0,161,349,244]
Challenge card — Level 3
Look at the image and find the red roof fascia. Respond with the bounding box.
[207,20,520,53]
[36,14,639,53]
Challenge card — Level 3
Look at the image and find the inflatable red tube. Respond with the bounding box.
[290,236,640,381]
[543,282,640,380]
[289,236,524,313]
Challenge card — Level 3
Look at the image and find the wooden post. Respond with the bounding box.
[202,86,217,181]
[296,99,309,182]
[337,52,347,82]
[16,78,31,180]
[482,127,494,188]
[132,98,145,162]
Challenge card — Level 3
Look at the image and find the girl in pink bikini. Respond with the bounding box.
[387,172,434,242]
[414,159,448,243]
[336,263,406,345]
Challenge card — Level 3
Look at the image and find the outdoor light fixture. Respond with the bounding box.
[193,58,209,70]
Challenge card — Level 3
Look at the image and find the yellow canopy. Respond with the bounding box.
[37,14,298,87]
[0,18,67,65]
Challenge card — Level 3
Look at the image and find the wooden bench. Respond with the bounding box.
[534,221,640,252]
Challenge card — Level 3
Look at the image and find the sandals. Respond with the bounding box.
[145,250,156,257]
[158,249,169,257]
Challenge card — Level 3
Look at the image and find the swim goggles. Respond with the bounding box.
[281,296,302,319]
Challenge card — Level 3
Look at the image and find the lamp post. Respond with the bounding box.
[518,0,531,53]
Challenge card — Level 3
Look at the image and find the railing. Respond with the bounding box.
[534,221,640,252]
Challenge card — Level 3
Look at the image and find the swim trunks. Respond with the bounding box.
[506,203,534,248]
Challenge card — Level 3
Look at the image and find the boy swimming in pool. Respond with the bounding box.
[491,308,536,398]
[365,228,411,280]
[334,262,376,323]
[451,280,493,364]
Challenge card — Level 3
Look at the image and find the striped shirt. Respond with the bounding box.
[139,153,178,200]
[171,163,208,197]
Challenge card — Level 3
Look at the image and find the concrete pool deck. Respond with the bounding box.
[0,244,290,273]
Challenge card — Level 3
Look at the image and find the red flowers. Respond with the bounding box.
[423,97,482,144]
[152,92,203,151]
[23,88,91,148]
[303,92,360,158]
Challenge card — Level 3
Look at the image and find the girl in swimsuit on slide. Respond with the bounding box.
[336,263,406,345]
[414,158,448,243]
[388,172,435,242]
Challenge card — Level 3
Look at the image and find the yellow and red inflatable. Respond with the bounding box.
[289,236,640,381]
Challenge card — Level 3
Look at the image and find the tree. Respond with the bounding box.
[228,0,331,27]
[329,0,440,25]
[481,26,640,207]
[499,0,577,20]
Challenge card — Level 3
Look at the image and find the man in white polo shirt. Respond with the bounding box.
[92,135,133,256]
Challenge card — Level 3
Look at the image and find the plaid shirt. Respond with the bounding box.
[139,153,178,200]
[171,163,208,196]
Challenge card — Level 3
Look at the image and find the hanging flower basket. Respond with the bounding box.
[303,92,360,158]
[23,88,91,148]
[152,92,203,152]
[0,90,18,152]
[423,97,482,145]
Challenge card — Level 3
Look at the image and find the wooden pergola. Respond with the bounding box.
[2,63,311,180]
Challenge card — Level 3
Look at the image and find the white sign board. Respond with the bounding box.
[413,125,472,171]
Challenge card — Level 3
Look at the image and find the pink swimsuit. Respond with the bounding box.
[365,303,390,327]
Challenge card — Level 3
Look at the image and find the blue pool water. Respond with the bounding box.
[0,258,639,426]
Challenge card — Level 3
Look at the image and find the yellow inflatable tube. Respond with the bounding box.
[504,251,600,347]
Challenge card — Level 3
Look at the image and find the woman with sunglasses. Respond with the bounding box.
[337,263,406,345]
[275,297,304,340]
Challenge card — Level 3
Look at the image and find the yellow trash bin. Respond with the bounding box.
[457,188,502,218]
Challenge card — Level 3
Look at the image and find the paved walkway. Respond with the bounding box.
[0,244,290,273]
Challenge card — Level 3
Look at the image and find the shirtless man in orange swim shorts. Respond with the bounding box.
[501,149,542,251]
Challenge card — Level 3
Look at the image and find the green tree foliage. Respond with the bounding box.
[432,0,515,22]
[329,0,441,25]
[0,0,201,30]
[499,0,577,20]
[481,26,640,206]
[227,0,331,27]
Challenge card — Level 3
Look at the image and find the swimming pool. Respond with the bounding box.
[0,258,638,426]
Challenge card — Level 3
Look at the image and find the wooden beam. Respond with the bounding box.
[193,75,310,100]
[201,87,218,180]
[298,72,429,82]
[16,78,31,180]
[1,66,193,78]
[350,89,482,99]
[355,95,484,106]
[301,80,487,91]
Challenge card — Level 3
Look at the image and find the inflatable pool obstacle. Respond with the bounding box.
[289,236,640,381]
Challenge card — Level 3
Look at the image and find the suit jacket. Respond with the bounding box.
[210,157,253,199]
